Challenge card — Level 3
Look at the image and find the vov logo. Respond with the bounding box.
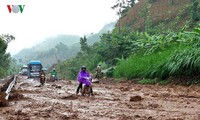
[7,5,25,13]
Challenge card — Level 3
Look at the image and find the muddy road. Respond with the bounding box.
[1,76,200,120]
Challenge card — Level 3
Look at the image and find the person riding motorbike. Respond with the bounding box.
[39,69,46,85]
[51,68,58,81]
[76,66,93,95]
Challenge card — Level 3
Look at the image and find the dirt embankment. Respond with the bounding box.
[0,76,15,106]
[1,76,200,120]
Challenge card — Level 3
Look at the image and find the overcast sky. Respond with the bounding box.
[0,0,118,56]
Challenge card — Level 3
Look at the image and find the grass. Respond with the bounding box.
[138,79,156,84]
[114,44,186,79]
[138,79,170,85]
[158,80,171,85]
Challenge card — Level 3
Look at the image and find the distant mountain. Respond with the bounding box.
[13,35,80,67]
[13,22,116,68]
[32,35,80,52]
[87,21,116,45]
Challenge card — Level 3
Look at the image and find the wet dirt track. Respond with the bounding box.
[1,76,200,120]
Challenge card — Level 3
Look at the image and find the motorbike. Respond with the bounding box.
[40,73,46,86]
[81,77,93,96]
[50,74,57,82]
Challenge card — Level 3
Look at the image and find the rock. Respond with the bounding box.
[52,84,61,89]
[56,85,61,89]
[134,114,140,118]
[130,95,143,102]
[148,103,159,108]
[148,116,154,120]
[119,87,129,91]
[134,88,142,91]
[151,94,158,97]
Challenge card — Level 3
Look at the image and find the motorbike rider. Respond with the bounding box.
[51,68,58,80]
[39,69,46,85]
[76,66,93,95]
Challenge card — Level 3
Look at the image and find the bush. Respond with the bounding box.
[138,79,156,84]
[148,47,200,79]
[114,44,185,79]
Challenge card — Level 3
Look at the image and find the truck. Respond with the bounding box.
[20,65,28,75]
[27,60,43,78]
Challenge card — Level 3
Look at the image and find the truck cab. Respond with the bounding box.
[20,65,28,75]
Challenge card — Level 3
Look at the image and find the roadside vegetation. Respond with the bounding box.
[2,0,200,86]
[55,0,200,86]
[0,34,17,78]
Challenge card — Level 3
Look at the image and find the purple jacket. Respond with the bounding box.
[77,70,92,86]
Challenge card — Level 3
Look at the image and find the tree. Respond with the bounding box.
[80,36,90,53]
[55,42,69,61]
[0,34,15,77]
[139,2,152,32]
[191,0,199,21]
[112,0,136,35]
[0,34,15,44]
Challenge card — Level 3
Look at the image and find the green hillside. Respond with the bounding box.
[13,35,80,68]
[13,22,116,68]
[87,21,116,45]
[55,0,200,85]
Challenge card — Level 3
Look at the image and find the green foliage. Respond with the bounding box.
[60,58,80,80]
[80,36,90,53]
[139,2,152,32]
[7,58,19,75]
[112,0,135,16]
[138,79,156,84]
[0,34,15,44]
[149,47,200,79]
[104,67,115,77]
[114,44,182,79]
[13,35,81,67]
[56,0,200,82]
[148,0,157,3]
[97,61,108,70]
[138,79,171,85]
[114,24,200,81]
[158,80,171,85]
[170,0,176,5]
[57,36,105,80]
[186,79,200,85]
[146,25,200,79]
[191,0,199,21]
[0,34,15,78]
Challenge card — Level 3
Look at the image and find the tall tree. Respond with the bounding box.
[80,36,90,54]
[112,0,135,35]
[191,0,199,21]
[55,42,69,62]
[0,34,15,44]
[0,34,15,77]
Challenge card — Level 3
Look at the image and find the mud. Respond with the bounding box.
[1,76,200,120]
[0,92,8,106]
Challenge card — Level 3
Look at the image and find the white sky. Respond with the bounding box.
[0,0,118,56]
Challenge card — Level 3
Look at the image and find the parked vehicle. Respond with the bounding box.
[20,65,28,75]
